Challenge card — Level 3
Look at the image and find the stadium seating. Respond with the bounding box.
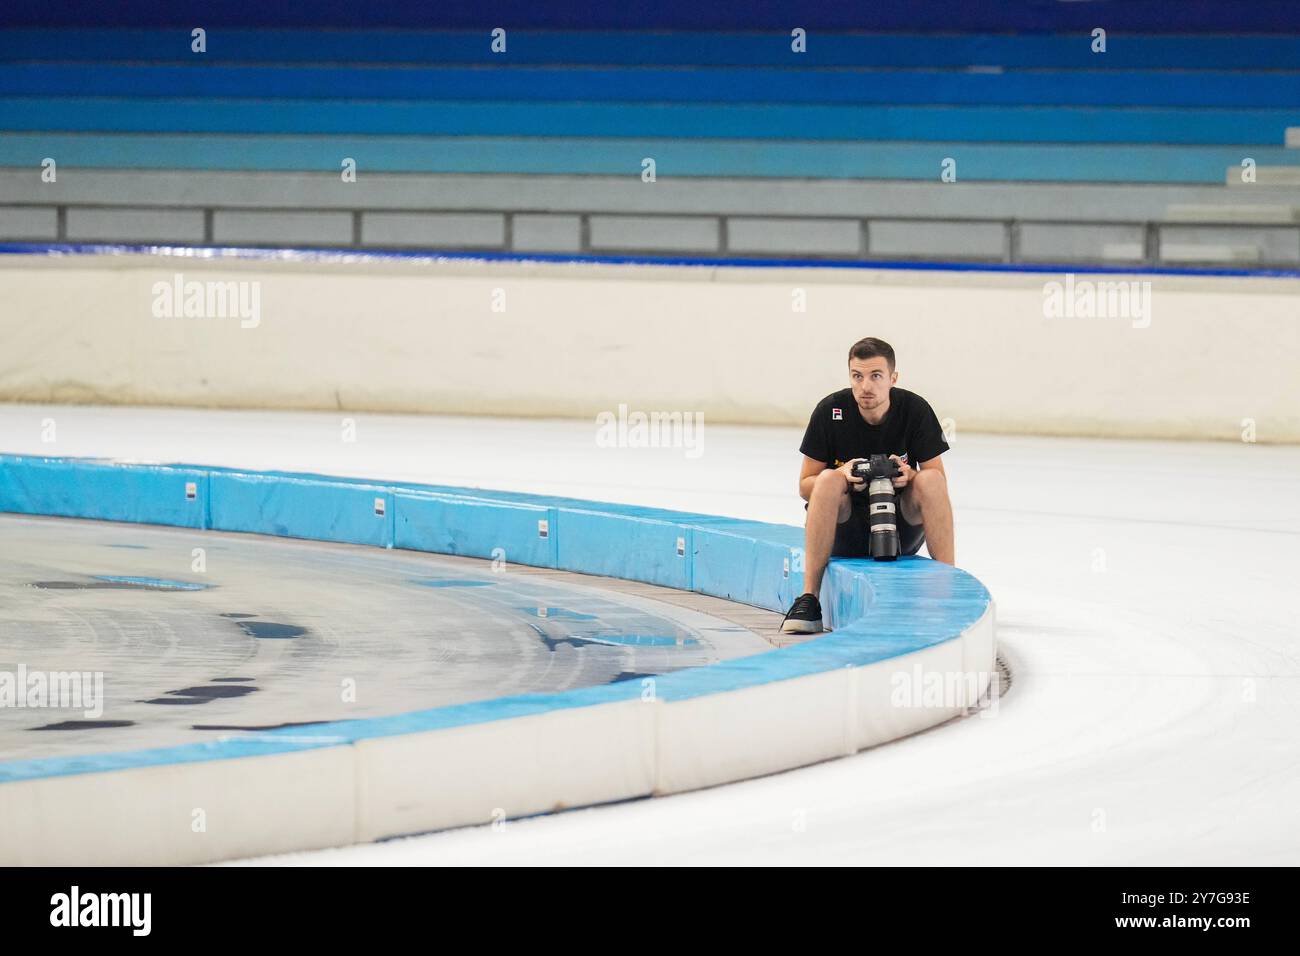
[2,23,1298,265]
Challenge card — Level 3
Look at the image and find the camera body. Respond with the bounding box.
[851,454,903,561]
[851,454,902,483]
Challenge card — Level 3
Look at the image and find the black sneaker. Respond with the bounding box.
[780,592,823,634]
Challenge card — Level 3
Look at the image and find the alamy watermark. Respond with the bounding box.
[595,403,704,459]
[890,663,1000,717]
[0,665,104,718]
[50,886,150,936]
[1042,274,1152,329]
[151,273,261,328]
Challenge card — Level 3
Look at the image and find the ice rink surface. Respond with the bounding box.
[0,514,770,760]
[2,402,1297,865]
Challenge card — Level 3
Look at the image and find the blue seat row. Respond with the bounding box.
[2,131,1290,183]
[3,1,1299,33]
[3,63,1300,108]
[3,97,1296,146]
[4,29,1300,69]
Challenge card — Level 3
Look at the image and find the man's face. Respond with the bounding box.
[849,356,896,412]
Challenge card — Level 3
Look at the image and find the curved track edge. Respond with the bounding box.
[0,453,995,864]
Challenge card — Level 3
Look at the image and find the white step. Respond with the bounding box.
[1226,165,1300,186]
[1101,242,1144,260]
[1164,203,1300,223]
[1161,242,1262,263]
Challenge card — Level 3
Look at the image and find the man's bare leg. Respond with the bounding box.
[802,468,854,597]
[901,469,955,565]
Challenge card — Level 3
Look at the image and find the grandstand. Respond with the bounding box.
[3,2,1300,268]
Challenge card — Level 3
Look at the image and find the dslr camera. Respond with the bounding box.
[851,454,903,561]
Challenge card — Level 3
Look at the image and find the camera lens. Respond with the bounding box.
[867,477,900,561]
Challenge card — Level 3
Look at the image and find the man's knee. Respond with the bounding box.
[812,470,853,521]
[909,469,948,510]
[812,468,847,497]
[902,469,947,523]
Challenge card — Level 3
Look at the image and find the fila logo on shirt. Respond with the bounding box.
[832,408,842,420]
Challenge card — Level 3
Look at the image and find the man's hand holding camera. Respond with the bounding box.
[839,457,868,492]
[843,455,914,491]
[888,454,916,490]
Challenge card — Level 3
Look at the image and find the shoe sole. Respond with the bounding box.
[779,619,823,635]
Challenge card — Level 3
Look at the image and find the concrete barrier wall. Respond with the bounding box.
[0,454,994,864]
[1,245,1296,442]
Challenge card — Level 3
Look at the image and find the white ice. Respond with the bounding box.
[2,402,1298,865]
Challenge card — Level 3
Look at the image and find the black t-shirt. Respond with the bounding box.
[799,387,949,471]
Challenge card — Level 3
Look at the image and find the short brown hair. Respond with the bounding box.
[848,337,895,371]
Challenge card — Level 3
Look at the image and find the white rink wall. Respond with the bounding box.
[1,250,1297,443]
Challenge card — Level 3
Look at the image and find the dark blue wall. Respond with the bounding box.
[7,0,1300,32]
